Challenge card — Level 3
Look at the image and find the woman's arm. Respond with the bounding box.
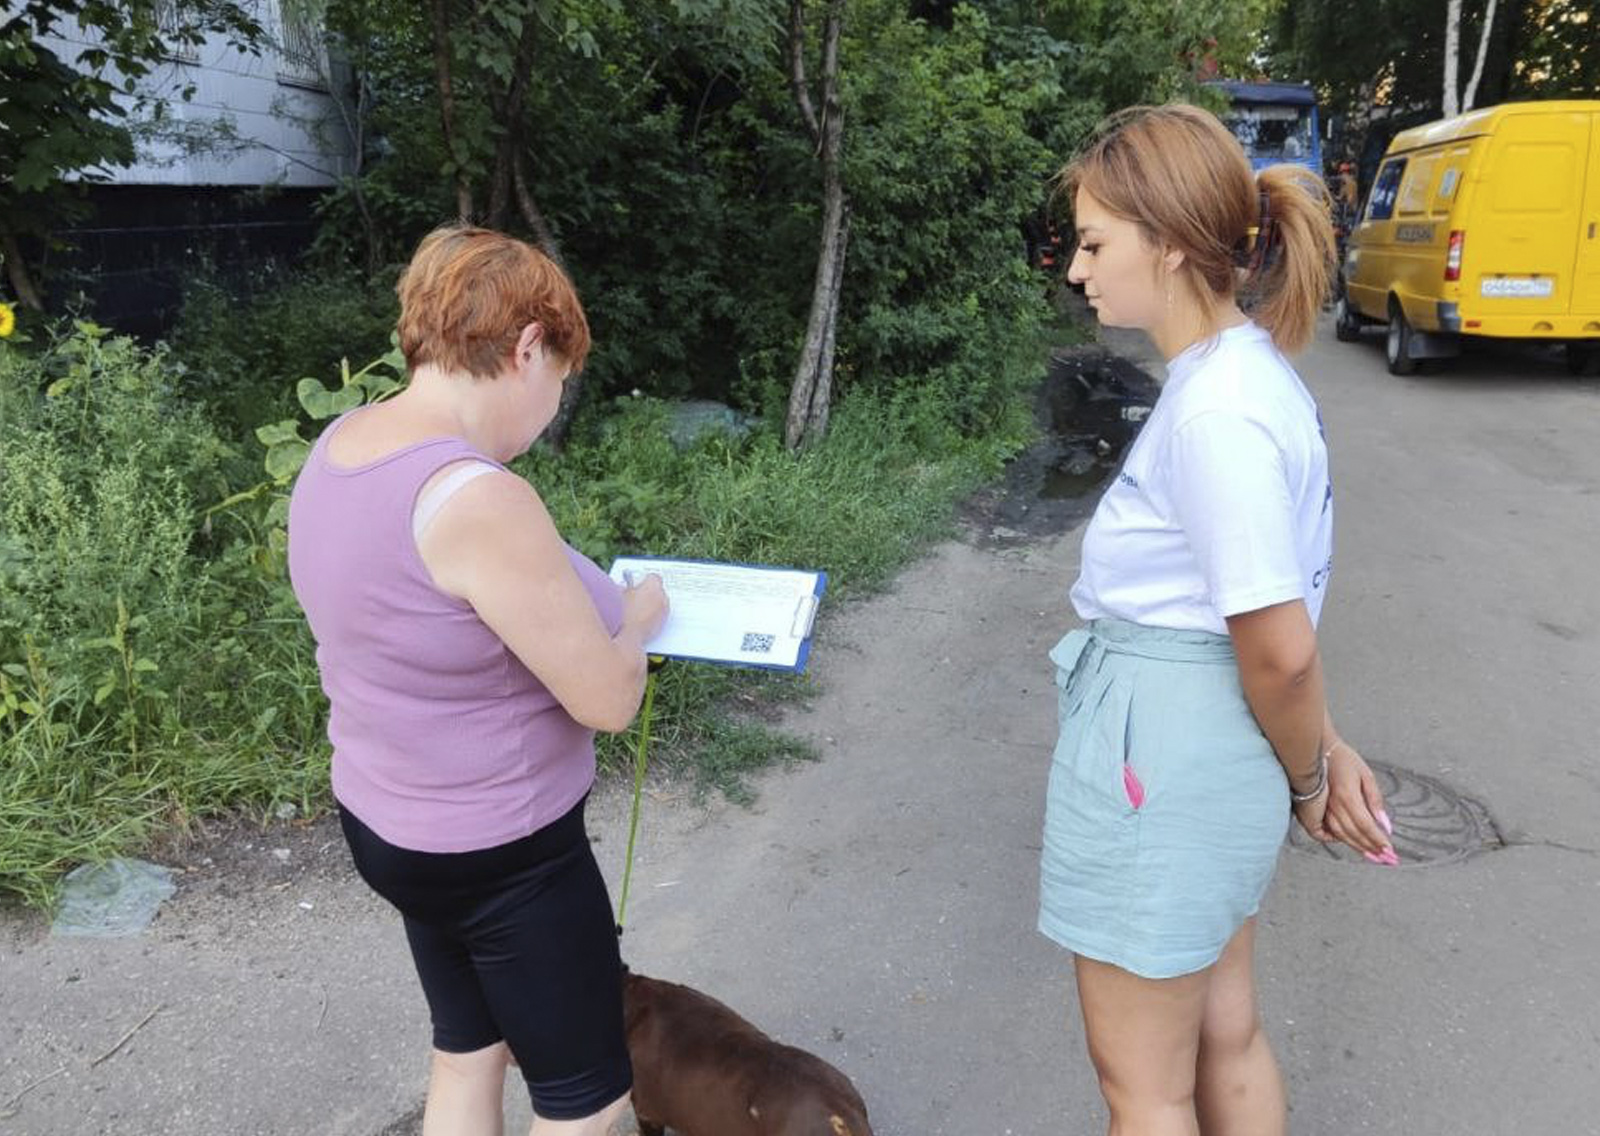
[1227,600,1394,857]
[1227,599,1333,841]
[1226,598,1326,806]
[417,470,668,733]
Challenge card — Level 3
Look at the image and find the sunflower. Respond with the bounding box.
[0,303,14,338]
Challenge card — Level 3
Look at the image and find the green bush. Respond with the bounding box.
[312,0,1059,437]
[168,265,401,440]
[524,389,1023,580]
[0,301,1041,904]
[0,324,329,905]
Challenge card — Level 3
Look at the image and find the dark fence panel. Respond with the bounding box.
[49,185,326,339]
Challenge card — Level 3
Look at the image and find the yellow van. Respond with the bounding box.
[1335,100,1600,375]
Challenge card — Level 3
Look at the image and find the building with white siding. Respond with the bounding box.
[24,1,357,333]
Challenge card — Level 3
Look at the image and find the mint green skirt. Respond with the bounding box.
[1038,619,1291,979]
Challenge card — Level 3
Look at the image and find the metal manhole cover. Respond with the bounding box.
[1288,761,1501,866]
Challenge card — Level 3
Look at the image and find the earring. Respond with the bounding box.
[1166,272,1175,311]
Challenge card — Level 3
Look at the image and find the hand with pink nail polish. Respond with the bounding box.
[1322,736,1394,861]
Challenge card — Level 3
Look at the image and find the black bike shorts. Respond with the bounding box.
[339,794,631,1120]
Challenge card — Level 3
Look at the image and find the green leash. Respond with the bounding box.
[615,659,663,935]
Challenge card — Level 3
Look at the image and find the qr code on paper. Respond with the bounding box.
[741,633,775,654]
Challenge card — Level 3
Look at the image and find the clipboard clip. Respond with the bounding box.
[790,595,819,640]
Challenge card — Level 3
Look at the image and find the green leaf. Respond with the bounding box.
[296,377,337,417]
[358,374,400,399]
[330,386,364,414]
[93,681,117,706]
[265,439,312,482]
[297,377,363,419]
[255,420,305,447]
[132,658,159,673]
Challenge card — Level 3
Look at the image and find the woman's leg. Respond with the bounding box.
[1075,954,1211,1136]
[528,1091,631,1136]
[423,1041,512,1136]
[472,835,632,1135]
[1194,920,1286,1136]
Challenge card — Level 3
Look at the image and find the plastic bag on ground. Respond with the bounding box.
[51,858,176,937]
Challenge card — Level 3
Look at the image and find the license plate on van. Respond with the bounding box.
[1480,277,1554,298]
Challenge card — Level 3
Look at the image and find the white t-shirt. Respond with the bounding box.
[1070,321,1334,635]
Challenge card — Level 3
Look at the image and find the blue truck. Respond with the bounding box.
[1207,80,1323,173]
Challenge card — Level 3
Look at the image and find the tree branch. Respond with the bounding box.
[819,0,844,160]
[1462,0,1499,111]
[513,149,562,266]
[788,0,821,147]
[430,0,474,220]
[489,8,540,229]
[1,229,45,310]
[1443,0,1462,116]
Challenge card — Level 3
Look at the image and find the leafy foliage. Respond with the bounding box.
[0,324,329,904]
[169,265,402,439]
[1267,0,1598,143]
[1,0,1293,902]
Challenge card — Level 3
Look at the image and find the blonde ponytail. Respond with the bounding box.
[1063,104,1339,357]
[1245,165,1337,355]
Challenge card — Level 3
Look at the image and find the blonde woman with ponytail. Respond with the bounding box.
[1038,104,1395,1135]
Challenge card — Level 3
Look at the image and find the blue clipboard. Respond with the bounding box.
[609,556,827,673]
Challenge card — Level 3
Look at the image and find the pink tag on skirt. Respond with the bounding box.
[1122,764,1146,810]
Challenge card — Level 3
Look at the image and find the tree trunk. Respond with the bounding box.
[487,154,510,230]
[1,229,44,311]
[787,0,821,147]
[513,151,563,265]
[1461,0,1500,111]
[785,0,847,451]
[487,10,540,231]
[1443,0,1462,116]
[787,190,848,449]
[351,77,378,272]
[431,0,474,221]
[329,65,379,271]
[543,349,585,451]
[807,211,849,441]
[1479,0,1530,107]
[528,149,578,448]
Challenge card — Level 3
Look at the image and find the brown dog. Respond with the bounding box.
[623,969,874,1136]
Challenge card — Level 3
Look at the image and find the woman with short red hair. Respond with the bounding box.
[288,225,668,1136]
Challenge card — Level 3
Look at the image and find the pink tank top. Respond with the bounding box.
[286,412,623,852]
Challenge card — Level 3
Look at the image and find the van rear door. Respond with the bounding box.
[1574,112,1600,317]
[1471,109,1590,316]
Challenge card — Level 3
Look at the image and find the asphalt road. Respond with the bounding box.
[2,315,1597,1135]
